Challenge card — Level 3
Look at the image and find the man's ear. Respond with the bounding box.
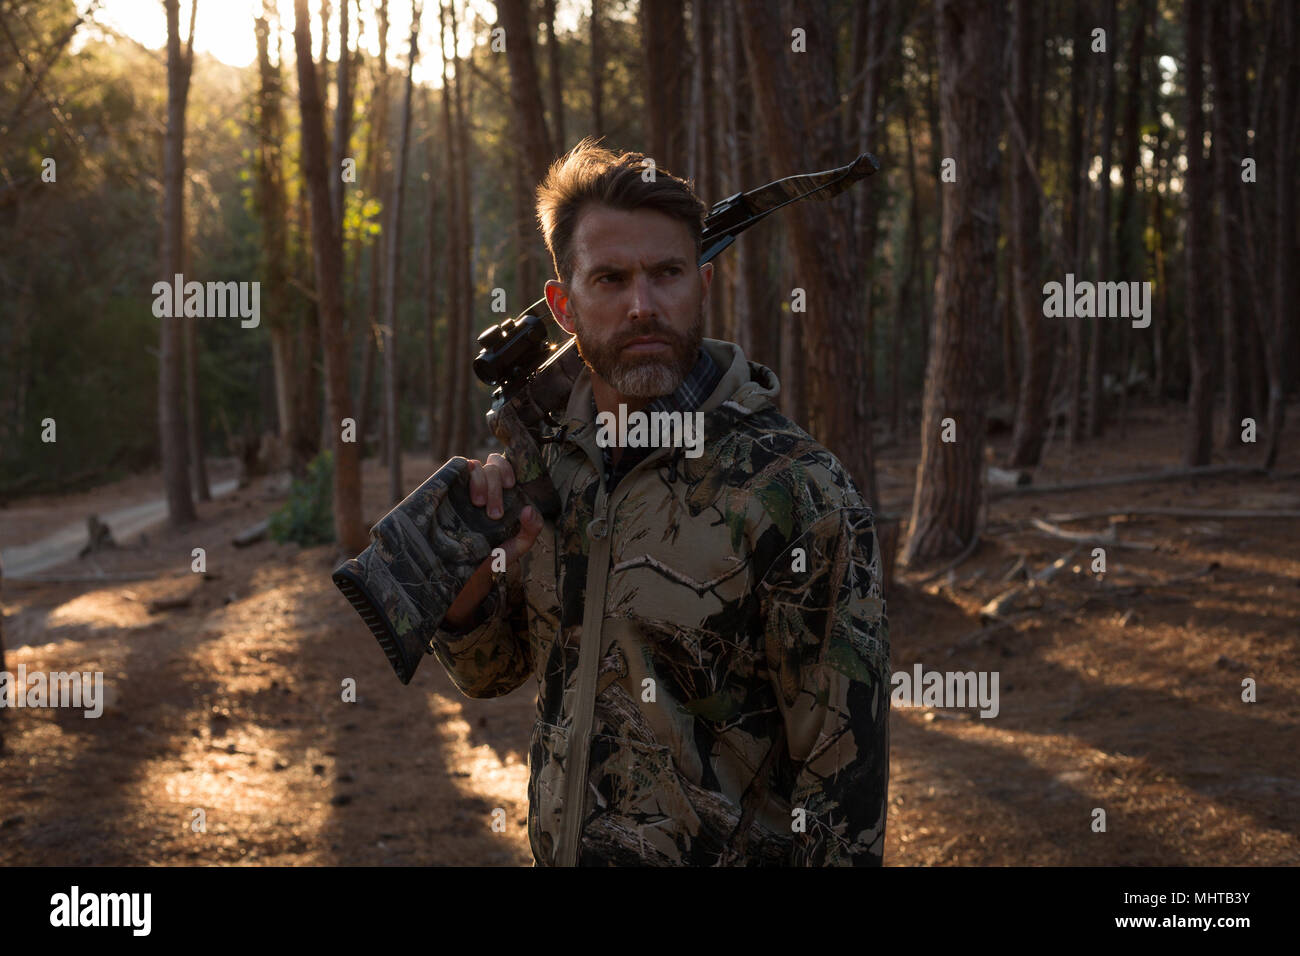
[699,261,714,298]
[545,279,576,336]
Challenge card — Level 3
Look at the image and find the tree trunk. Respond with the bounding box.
[1007,0,1049,468]
[902,0,1005,565]
[738,0,878,509]
[854,0,893,431]
[424,88,442,462]
[495,0,553,185]
[1086,0,1117,439]
[590,0,605,137]
[1210,0,1249,448]
[330,0,353,249]
[292,0,367,554]
[255,7,298,468]
[183,285,211,501]
[358,0,390,458]
[641,0,688,173]
[1114,0,1150,438]
[542,0,566,150]
[383,4,420,504]
[1263,0,1297,469]
[160,0,197,526]
[1182,0,1214,466]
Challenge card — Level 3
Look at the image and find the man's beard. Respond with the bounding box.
[571,303,704,398]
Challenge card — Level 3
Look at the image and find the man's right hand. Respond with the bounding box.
[442,453,544,629]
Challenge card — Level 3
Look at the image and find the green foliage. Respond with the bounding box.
[269,451,336,546]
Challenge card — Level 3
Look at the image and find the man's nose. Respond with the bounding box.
[627,272,657,320]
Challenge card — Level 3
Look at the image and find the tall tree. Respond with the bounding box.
[738,0,878,508]
[1006,0,1049,467]
[495,0,553,185]
[852,0,895,431]
[254,3,303,472]
[542,0,566,150]
[383,2,420,503]
[590,0,605,137]
[1209,0,1249,447]
[1085,0,1118,439]
[903,0,1005,565]
[496,0,551,308]
[642,0,687,172]
[330,0,354,244]
[1182,0,1214,465]
[1113,0,1150,439]
[1262,0,1298,468]
[357,0,390,456]
[160,0,198,526]
[293,0,368,553]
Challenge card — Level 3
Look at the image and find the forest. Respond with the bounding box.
[2,0,1295,563]
[0,0,1296,869]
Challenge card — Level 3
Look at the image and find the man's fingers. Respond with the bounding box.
[500,506,542,564]
[482,462,503,518]
[485,452,516,488]
[467,459,486,506]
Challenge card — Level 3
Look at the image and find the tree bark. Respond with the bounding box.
[358,0,390,457]
[1085,0,1117,439]
[1007,0,1048,468]
[738,0,877,509]
[1263,0,1297,469]
[293,0,367,553]
[590,0,605,137]
[330,0,354,247]
[1114,0,1149,439]
[1182,0,1214,466]
[383,3,420,504]
[542,0,566,150]
[495,0,553,186]
[160,0,197,526]
[641,0,688,173]
[903,0,1005,565]
[255,6,299,469]
[1209,0,1249,448]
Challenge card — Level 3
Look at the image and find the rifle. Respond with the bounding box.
[332,152,879,684]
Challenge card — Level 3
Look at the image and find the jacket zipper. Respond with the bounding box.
[554,443,675,866]
[557,479,612,866]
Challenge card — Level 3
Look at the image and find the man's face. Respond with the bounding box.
[546,205,712,400]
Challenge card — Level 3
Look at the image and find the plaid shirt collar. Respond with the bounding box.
[591,346,724,489]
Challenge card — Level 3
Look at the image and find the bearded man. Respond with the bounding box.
[432,139,890,867]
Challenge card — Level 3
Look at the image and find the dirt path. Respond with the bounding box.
[1,474,241,579]
[1,407,1297,865]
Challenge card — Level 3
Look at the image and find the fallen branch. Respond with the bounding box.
[903,532,983,587]
[233,518,270,548]
[1048,506,1300,522]
[1033,546,1085,583]
[989,463,1266,499]
[1029,518,1159,551]
[6,569,187,585]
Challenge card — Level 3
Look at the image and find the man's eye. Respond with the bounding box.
[597,274,620,284]
[662,266,682,277]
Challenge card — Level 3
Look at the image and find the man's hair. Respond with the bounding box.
[536,137,707,285]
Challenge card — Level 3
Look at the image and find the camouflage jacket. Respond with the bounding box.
[429,338,890,866]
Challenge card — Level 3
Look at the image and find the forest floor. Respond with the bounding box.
[1,401,1297,866]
